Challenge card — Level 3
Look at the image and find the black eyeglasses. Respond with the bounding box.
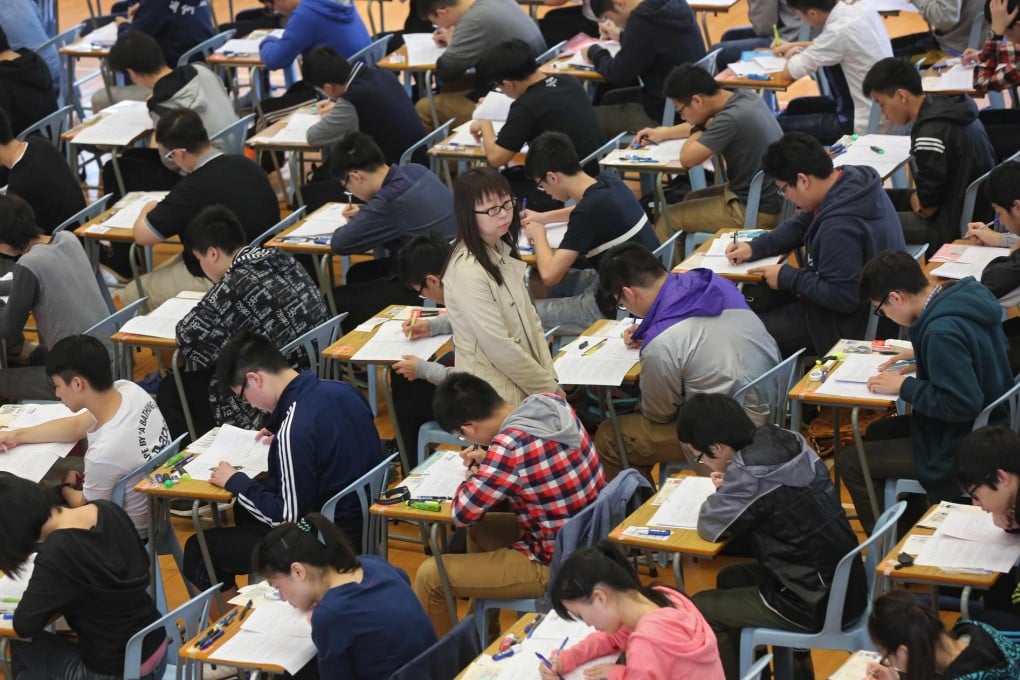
[237,376,249,400]
[694,451,706,464]
[775,181,792,196]
[474,197,518,217]
[965,472,997,498]
[873,293,891,318]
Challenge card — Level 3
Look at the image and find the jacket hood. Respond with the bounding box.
[501,393,583,449]
[39,518,149,594]
[0,49,53,92]
[149,65,203,116]
[632,269,749,348]
[916,93,979,127]
[632,0,692,28]
[735,425,819,489]
[915,277,1005,336]
[815,165,889,225]
[300,0,359,24]
[632,587,723,663]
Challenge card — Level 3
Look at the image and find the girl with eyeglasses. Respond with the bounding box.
[865,590,1020,680]
[441,167,559,405]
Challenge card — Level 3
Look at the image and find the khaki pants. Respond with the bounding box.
[415,91,477,131]
[655,184,781,242]
[116,254,212,309]
[413,513,550,637]
[593,413,696,483]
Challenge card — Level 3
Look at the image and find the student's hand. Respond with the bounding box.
[393,355,422,380]
[520,209,551,225]
[967,222,1003,246]
[63,470,84,488]
[633,127,665,146]
[598,20,621,42]
[433,26,454,47]
[582,663,617,679]
[254,428,275,445]
[0,429,21,451]
[864,662,898,680]
[773,42,804,57]
[460,445,485,468]
[866,370,907,395]
[523,220,548,245]
[342,204,360,220]
[989,0,1019,36]
[469,120,484,143]
[622,323,641,348]
[538,659,565,680]
[710,471,725,488]
[993,508,1020,530]
[877,349,915,372]
[127,3,140,18]
[909,192,937,218]
[209,461,242,488]
[114,15,128,23]
[401,318,432,340]
[315,100,335,115]
[726,241,753,264]
[747,263,784,289]
[962,48,981,65]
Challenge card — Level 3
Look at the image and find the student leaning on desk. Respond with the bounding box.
[964,0,1020,94]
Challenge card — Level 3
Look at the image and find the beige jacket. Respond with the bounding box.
[443,239,558,405]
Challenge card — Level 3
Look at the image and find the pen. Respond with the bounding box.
[208,465,243,471]
[577,340,589,350]
[521,197,527,213]
[582,337,608,356]
[493,644,521,661]
[870,146,885,154]
[198,628,224,650]
[0,598,20,604]
[220,609,239,627]
[407,308,420,339]
[732,231,738,249]
[525,613,545,638]
[536,651,566,679]
[986,217,1000,229]
[944,46,964,58]
[240,599,253,621]
[772,24,781,47]
[633,528,671,536]
[557,637,569,655]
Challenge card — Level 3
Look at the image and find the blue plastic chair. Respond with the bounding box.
[400,119,454,175]
[176,30,236,67]
[249,206,306,247]
[348,36,390,67]
[210,113,254,155]
[122,584,220,678]
[580,132,626,170]
[653,231,682,271]
[279,313,347,379]
[83,298,148,379]
[741,653,774,680]
[536,41,566,66]
[16,105,73,148]
[320,452,397,557]
[389,614,481,680]
[737,501,907,679]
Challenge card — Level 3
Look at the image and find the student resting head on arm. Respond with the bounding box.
[541,540,724,680]
[251,512,437,679]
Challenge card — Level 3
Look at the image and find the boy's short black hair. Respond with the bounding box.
[859,250,929,302]
[0,194,42,252]
[108,31,168,75]
[45,335,115,391]
[433,372,506,432]
[986,0,1020,28]
[327,131,387,181]
[589,0,615,17]
[0,475,55,577]
[397,231,452,290]
[524,131,583,180]
[761,132,834,185]
[215,330,292,390]
[787,0,838,11]
[984,161,1020,210]
[954,426,1020,493]
[155,108,210,153]
[663,63,721,102]
[182,205,247,258]
[863,57,924,98]
[477,39,537,87]
[597,243,666,299]
[675,393,756,455]
[418,0,458,19]
[302,46,352,88]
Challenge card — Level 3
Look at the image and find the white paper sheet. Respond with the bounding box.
[217,38,264,54]
[753,55,787,72]
[0,442,75,482]
[410,450,470,499]
[703,230,768,257]
[938,508,1020,546]
[915,534,1020,573]
[73,101,153,147]
[519,222,568,251]
[553,336,640,386]
[825,354,893,383]
[2,402,77,428]
[828,650,882,680]
[270,112,321,144]
[229,580,281,609]
[858,0,920,12]
[472,92,514,122]
[811,375,892,401]
[599,318,640,338]
[282,204,348,240]
[211,630,317,675]
[922,65,975,92]
[448,120,506,147]
[119,295,202,339]
[403,33,447,66]
[646,476,716,529]
[183,424,270,481]
[565,40,620,65]
[651,476,685,505]
[674,253,781,276]
[832,134,912,180]
[241,600,312,637]
[92,192,170,231]
[351,320,451,362]
[75,22,119,49]
[604,138,686,167]
[901,534,929,556]
[727,60,769,77]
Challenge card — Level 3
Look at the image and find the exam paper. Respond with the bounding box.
[915,534,1020,573]
[283,204,348,239]
[118,295,202,339]
[828,650,882,680]
[703,230,768,257]
[753,55,787,72]
[229,581,281,609]
[271,113,320,144]
[519,222,568,251]
[410,450,469,499]
[922,65,976,92]
[217,38,263,54]
[674,253,781,276]
[553,336,639,386]
[472,92,514,122]
[0,442,74,482]
[651,476,685,505]
[0,402,77,428]
[183,424,270,481]
[93,192,169,230]
[938,507,1020,546]
[73,100,153,146]
[212,630,316,675]
[565,39,620,65]
[403,33,446,66]
[241,600,312,637]
[646,476,716,529]
[727,60,769,77]
[858,0,920,12]
[448,120,506,147]
[77,22,118,48]
[832,134,911,179]
[351,320,451,362]
[825,354,893,383]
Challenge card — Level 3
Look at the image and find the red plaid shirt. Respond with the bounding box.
[451,395,605,565]
[975,39,1020,93]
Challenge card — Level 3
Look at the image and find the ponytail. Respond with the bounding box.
[251,512,360,576]
[868,591,943,680]
[549,540,675,621]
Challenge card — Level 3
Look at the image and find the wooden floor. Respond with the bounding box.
[37,1,954,678]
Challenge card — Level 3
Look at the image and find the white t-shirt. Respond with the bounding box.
[84,381,171,538]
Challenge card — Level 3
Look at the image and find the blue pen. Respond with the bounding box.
[943,46,965,58]
[536,651,566,679]
[522,197,527,213]
[2,613,13,620]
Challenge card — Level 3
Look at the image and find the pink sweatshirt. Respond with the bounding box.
[555,587,725,680]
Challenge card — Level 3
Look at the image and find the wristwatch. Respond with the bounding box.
[988,29,1004,41]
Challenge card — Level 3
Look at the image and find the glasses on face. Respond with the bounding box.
[534,175,548,191]
[412,282,430,300]
[474,197,518,218]
[873,293,891,318]
[694,451,706,464]
[163,148,183,163]
[675,100,690,118]
[776,181,793,197]
[613,289,628,311]
[237,376,249,401]
[965,472,997,498]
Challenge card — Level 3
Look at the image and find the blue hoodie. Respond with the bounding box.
[748,165,906,352]
[632,268,749,349]
[259,0,371,70]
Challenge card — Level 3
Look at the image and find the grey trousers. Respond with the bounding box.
[533,269,605,336]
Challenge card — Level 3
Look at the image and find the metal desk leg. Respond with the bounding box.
[425,70,440,130]
[852,406,881,525]
[672,553,685,592]
[172,348,199,441]
[604,386,631,471]
[429,523,460,625]
[381,366,411,477]
[698,11,712,48]
[0,638,11,680]
[191,500,227,612]
[316,253,338,317]
[961,586,972,621]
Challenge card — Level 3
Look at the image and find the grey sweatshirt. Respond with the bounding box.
[911,0,987,52]
[500,392,584,449]
[435,0,546,82]
[416,314,455,385]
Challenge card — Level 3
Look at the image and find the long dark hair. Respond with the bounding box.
[251,512,360,576]
[868,591,943,680]
[449,167,520,286]
[550,541,677,620]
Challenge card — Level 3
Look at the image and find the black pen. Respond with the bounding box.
[239,599,253,621]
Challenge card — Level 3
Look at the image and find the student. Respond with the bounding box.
[1,475,167,679]
[415,0,547,130]
[594,243,780,481]
[415,372,605,636]
[712,0,813,69]
[726,132,906,357]
[442,167,559,405]
[541,541,725,680]
[122,108,281,308]
[774,0,893,134]
[158,206,328,438]
[837,250,1014,533]
[259,0,371,70]
[301,46,426,160]
[586,0,706,136]
[0,195,109,402]
[470,40,605,174]
[521,131,659,335]
[892,0,986,57]
[864,57,996,250]
[866,590,1020,680]
[634,64,784,239]
[0,0,62,91]
[183,331,380,596]
[0,107,85,234]
[115,0,215,73]
[680,393,866,680]
[954,426,1020,630]
[327,132,456,331]
[965,0,1020,94]
[538,0,599,47]
[252,513,437,678]
[0,335,170,537]
[968,162,1020,308]
[0,24,56,137]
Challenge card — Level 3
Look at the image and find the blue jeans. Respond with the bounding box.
[11,632,168,680]
[712,28,772,72]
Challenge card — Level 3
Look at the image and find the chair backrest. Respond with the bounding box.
[83,298,148,380]
[733,348,806,428]
[742,170,766,229]
[973,374,1020,431]
[740,653,774,680]
[819,501,905,634]
[32,24,80,54]
[176,29,236,67]
[387,613,481,680]
[580,131,626,170]
[210,113,255,156]
[960,149,1020,236]
[536,40,567,66]
[653,231,681,271]
[250,206,307,247]
[53,193,114,235]
[694,47,722,77]
[279,313,346,378]
[348,36,390,67]
[319,452,397,556]
[111,434,187,507]
[122,584,220,677]
[16,105,73,147]
[400,119,454,172]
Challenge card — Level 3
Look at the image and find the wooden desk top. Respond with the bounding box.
[179,610,287,672]
[133,433,234,502]
[206,50,264,68]
[428,131,528,164]
[379,46,436,72]
[110,331,178,349]
[322,304,452,364]
[787,340,900,409]
[247,118,319,151]
[673,227,771,284]
[59,41,112,58]
[368,452,457,522]
[455,613,537,679]
[61,117,153,147]
[717,69,795,91]
[540,58,605,81]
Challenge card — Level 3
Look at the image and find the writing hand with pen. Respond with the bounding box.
[622,323,642,349]
[864,350,915,394]
[209,461,245,487]
[459,446,485,474]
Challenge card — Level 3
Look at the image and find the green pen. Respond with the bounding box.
[1,598,20,604]
[772,24,781,47]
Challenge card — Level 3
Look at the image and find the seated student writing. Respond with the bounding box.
[258,0,371,70]
[0,335,170,538]
[520,132,659,336]
[964,0,1020,94]
[252,513,437,678]
[182,331,380,600]
[415,372,605,637]
[726,132,905,358]
[1,475,167,679]
[864,57,996,251]
[838,250,1014,533]
[540,541,725,680]
[866,590,1020,680]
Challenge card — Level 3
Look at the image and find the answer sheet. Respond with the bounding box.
[646,476,716,529]
[922,65,976,92]
[0,442,75,482]
[351,320,451,362]
[182,424,270,481]
[282,203,348,239]
[553,336,639,386]
[403,33,447,66]
[518,222,568,251]
[472,92,514,122]
[91,192,170,231]
[211,631,316,675]
[118,295,202,339]
[410,450,470,499]
[73,100,153,147]
[674,253,781,277]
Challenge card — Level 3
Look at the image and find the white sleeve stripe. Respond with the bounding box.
[237,494,276,526]
[276,402,299,523]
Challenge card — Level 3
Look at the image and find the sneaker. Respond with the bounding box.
[136,370,163,394]
[202,664,238,679]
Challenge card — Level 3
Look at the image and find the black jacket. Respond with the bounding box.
[0,49,57,136]
[587,0,706,120]
[981,248,1020,301]
[698,426,867,630]
[912,94,996,248]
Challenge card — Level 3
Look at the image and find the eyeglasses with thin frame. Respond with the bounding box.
[412,282,429,301]
[694,451,706,464]
[775,181,793,197]
[237,376,249,401]
[675,100,690,118]
[474,197,518,218]
[163,148,184,163]
[873,293,891,318]
[965,472,997,498]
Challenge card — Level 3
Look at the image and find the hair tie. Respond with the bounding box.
[297,518,314,533]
